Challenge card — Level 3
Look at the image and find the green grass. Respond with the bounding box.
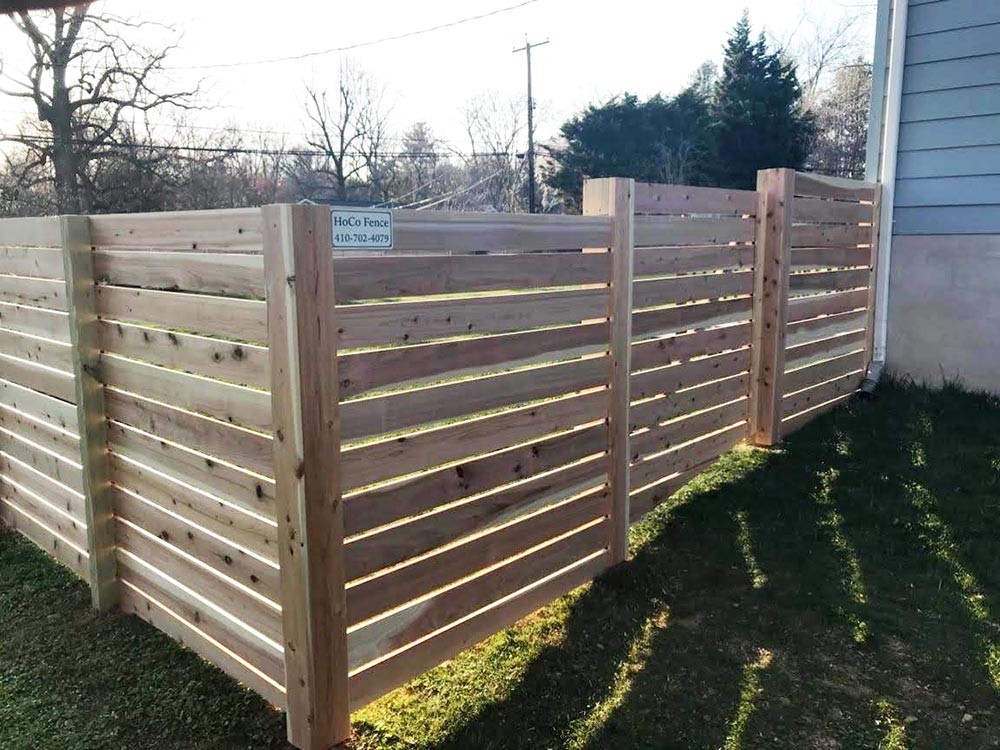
[2,379,999,749]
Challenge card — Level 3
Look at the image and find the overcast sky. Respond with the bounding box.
[0,0,877,152]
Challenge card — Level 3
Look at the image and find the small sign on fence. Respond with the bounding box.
[330,207,394,250]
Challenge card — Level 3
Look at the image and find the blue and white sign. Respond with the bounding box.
[330,208,393,249]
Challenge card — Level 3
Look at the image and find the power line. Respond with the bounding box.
[0,132,514,160]
[169,0,542,71]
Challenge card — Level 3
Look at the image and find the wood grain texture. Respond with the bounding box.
[0,352,75,402]
[631,349,750,402]
[790,223,871,249]
[0,274,67,311]
[783,350,867,395]
[632,297,752,339]
[96,286,267,344]
[794,172,876,202]
[0,425,84,494]
[632,271,753,309]
[0,301,70,341]
[0,377,77,432]
[790,246,872,270]
[634,215,756,247]
[0,496,89,580]
[338,321,608,399]
[89,209,262,252]
[633,245,754,278]
[793,196,874,225]
[93,250,265,298]
[788,268,870,294]
[749,170,793,446]
[782,369,863,418]
[630,422,746,489]
[786,290,869,325]
[784,329,867,370]
[634,183,757,216]
[629,373,750,434]
[0,245,65,279]
[333,251,610,302]
[0,327,72,371]
[336,287,608,349]
[630,398,747,465]
[262,204,350,747]
[341,389,606,491]
[630,324,751,374]
[0,217,62,248]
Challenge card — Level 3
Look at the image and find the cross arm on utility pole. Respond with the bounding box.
[513,37,549,214]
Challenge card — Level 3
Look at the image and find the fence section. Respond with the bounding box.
[781,173,879,437]
[88,209,286,706]
[626,183,756,520]
[0,169,881,750]
[0,218,91,581]
[331,210,616,713]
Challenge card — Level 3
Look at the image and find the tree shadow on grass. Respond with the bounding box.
[355,381,1000,750]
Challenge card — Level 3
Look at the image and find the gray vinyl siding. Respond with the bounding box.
[895,0,1000,234]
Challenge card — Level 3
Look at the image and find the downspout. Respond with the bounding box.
[861,0,908,397]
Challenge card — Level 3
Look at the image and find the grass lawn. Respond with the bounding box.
[1,380,998,749]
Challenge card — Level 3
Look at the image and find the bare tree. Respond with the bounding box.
[808,61,871,179]
[0,4,198,212]
[298,61,392,203]
[459,93,526,212]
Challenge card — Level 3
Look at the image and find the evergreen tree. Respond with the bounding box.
[545,90,712,212]
[710,13,815,189]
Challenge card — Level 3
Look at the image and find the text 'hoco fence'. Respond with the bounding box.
[0,169,880,749]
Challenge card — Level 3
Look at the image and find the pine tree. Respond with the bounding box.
[710,13,815,189]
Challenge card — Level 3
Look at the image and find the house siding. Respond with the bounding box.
[895,0,1000,235]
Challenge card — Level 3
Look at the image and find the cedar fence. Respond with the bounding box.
[0,168,879,748]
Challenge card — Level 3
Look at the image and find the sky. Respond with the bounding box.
[0,0,878,154]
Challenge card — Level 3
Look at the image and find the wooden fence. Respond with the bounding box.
[0,168,879,749]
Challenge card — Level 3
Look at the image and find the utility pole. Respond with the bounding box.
[514,37,548,213]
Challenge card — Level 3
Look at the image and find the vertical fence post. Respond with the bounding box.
[262,204,351,748]
[60,215,117,612]
[749,169,794,446]
[583,177,634,564]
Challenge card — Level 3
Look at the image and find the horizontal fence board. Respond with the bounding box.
[631,349,750,402]
[629,457,714,523]
[118,579,285,708]
[790,246,872,269]
[790,223,871,249]
[0,275,66,311]
[114,487,280,603]
[782,370,863,418]
[634,216,755,247]
[630,422,746,490]
[793,197,874,225]
[787,313,867,351]
[0,404,79,463]
[786,289,869,324]
[346,489,606,626]
[0,353,74,402]
[337,288,608,349]
[93,250,265,298]
[633,245,754,277]
[107,420,275,522]
[89,209,263,252]
[783,350,867,395]
[118,555,284,685]
[110,452,278,562]
[348,551,608,710]
[343,456,606,582]
[630,324,751,373]
[334,252,611,302]
[0,301,70,341]
[0,452,84,521]
[341,390,605,491]
[338,322,608,399]
[97,286,268,344]
[629,373,750,433]
[393,211,612,252]
[340,355,610,442]
[0,477,87,549]
[0,426,83,494]
[0,377,78,432]
[632,297,752,338]
[630,398,748,464]
[344,423,605,538]
[0,246,65,279]
[116,520,281,645]
[103,355,272,432]
[794,173,876,202]
[633,271,753,309]
[0,498,89,580]
[785,329,867,370]
[0,217,61,248]
[105,389,273,478]
[348,521,606,672]
[0,327,73,371]
[100,320,270,390]
[788,269,870,294]
[634,183,758,216]
[781,392,855,436]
